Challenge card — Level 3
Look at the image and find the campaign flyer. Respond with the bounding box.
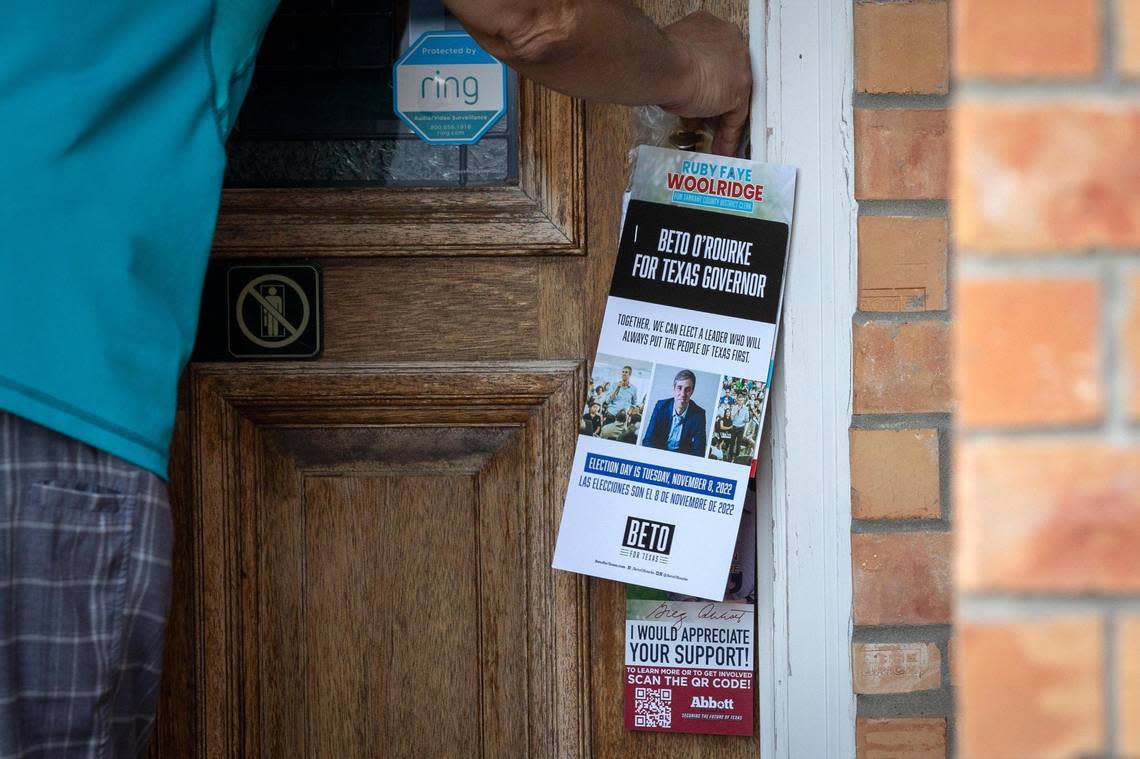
[552,145,795,600]
[625,485,757,735]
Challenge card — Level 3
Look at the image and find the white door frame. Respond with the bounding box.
[750,0,857,756]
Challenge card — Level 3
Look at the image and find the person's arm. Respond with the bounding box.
[444,0,750,155]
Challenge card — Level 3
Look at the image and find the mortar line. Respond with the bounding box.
[959,426,1140,443]
[852,624,952,643]
[850,413,951,429]
[956,83,1140,99]
[938,424,953,526]
[1103,0,1120,86]
[858,200,948,217]
[1107,613,1119,758]
[856,691,953,718]
[852,518,949,533]
[959,255,1133,276]
[960,596,1140,618]
[853,94,949,109]
[853,310,949,324]
[1103,262,1127,442]
[945,221,955,311]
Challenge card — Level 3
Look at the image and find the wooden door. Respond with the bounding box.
[151,3,755,757]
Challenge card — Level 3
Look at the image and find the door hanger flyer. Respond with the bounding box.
[552,145,795,600]
[625,485,757,735]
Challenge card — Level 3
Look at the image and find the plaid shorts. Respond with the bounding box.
[0,412,172,758]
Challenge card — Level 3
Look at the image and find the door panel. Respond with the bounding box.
[174,365,586,757]
[319,260,542,361]
[155,2,756,757]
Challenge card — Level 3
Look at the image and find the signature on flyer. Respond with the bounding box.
[644,601,751,628]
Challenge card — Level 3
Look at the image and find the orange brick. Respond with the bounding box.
[855,109,949,200]
[958,441,1140,592]
[851,428,940,520]
[1128,276,1140,419]
[858,216,948,312]
[852,532,951,625]
[855,1,949,94]
[1122,0,1140,76]
[1120,616,1140,756]
[856,717,946,759]
[853,320,951,414]
[956,277,1101,427]
[954,0,1100,79]
[957,618,1104,759]
[853,642,941,694]
[954,103,1140,252]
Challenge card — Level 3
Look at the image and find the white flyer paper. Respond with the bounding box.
[553,146,796,600]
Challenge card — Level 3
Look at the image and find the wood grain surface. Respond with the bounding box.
[157,2,753,755]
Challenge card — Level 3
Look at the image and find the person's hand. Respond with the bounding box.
[661,11,751,156]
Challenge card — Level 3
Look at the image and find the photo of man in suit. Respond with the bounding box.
[641,369,708,457]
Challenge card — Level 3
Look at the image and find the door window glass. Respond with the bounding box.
[224,0,518,188]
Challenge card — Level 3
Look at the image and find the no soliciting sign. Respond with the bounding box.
[191,262,322,361]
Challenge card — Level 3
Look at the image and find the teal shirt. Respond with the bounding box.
[0,0,279,478]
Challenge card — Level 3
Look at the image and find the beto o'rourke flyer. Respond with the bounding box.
[553,145,796,601]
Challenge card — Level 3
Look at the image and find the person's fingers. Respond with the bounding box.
[711,101,749,156]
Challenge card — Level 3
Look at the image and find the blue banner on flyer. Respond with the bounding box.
[584,454,737,499]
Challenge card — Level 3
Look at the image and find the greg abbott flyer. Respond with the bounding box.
[553,145,796,600]
[625,485,758,735]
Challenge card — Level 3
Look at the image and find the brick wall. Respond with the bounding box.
[852,2,954,756]
[953,2,1140,759]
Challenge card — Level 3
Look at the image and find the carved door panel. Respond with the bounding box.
[152,2,755,757]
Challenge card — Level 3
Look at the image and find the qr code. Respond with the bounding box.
[633,687,672,728]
